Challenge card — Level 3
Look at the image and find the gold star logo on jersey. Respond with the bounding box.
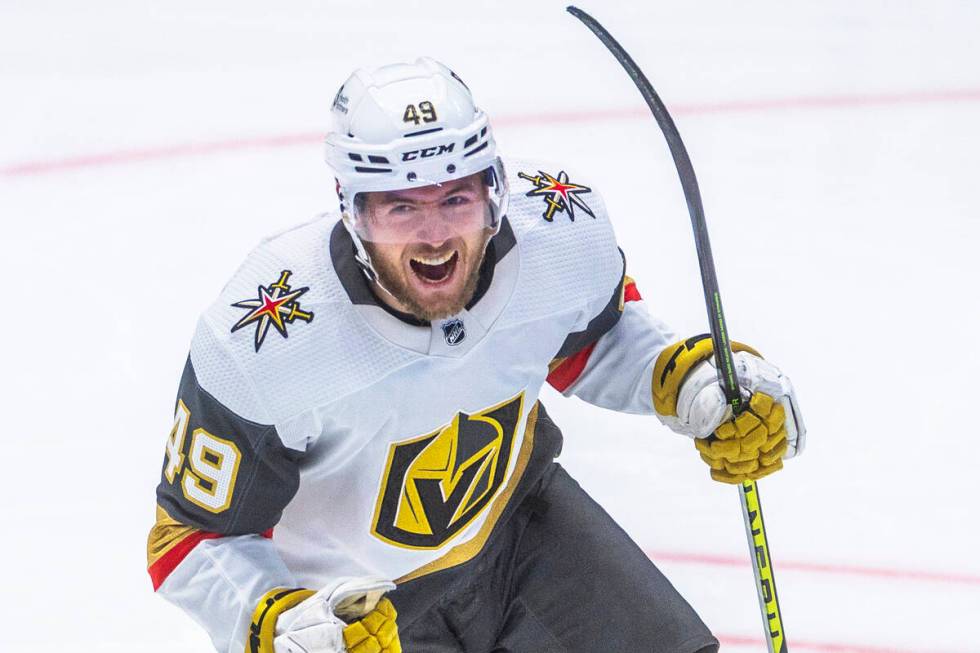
[230,270,314,352]
[518,169,595,222]
[371,392,525,549]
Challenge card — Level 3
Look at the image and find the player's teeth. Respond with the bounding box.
[412,252,454,266]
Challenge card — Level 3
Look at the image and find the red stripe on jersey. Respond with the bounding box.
[624,280,642,303]
[149,531,221,590]
[547,341,597,393]
[149,528,274,591]
[547,278,640,393]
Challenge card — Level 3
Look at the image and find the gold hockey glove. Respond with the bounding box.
[342,598,401,653]
[250,578,401,653]
[653,334,805,484]
[695,391,788,483]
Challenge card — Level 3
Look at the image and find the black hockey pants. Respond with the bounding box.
[388,462,719,653]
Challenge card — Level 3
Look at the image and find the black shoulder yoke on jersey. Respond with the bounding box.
[554,249,628,359]
[156,356,302,535]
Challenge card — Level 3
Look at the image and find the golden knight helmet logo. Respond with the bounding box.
[371,392,524,549]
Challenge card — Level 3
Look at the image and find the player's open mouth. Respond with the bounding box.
[409,250,458,284]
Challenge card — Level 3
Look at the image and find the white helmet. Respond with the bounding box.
[324,57,508,280]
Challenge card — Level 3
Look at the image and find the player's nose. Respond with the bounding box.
[414,209,453,244]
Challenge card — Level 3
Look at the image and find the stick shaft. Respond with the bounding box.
[566,7,787,651]
[566,6,739,408]
[741,480,788,652]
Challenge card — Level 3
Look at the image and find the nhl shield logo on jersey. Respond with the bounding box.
[230,270,314,352]
[441,318,465,346]
[518,169,596,222]
[371,392,525,549]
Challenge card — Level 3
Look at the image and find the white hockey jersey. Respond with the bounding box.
[147,158,677,652]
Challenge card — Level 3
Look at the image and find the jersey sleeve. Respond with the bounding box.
[147,318,304,653]
[546,253,676,415]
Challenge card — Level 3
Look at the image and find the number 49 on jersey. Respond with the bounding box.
[163,401,242,514]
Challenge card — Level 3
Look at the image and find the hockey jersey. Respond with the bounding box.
[146,158,677,652]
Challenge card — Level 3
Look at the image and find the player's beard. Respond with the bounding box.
[367,233,489,322]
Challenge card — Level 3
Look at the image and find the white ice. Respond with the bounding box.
[1,1,978,651]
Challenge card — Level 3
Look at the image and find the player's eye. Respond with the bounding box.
[444,195,470,206]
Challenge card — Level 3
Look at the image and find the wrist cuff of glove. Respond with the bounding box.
[248,587,315,653]
[653,334,761,417]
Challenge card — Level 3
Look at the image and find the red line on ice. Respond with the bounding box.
[3,87,980,178]
[0,132,323,178]
[647,549,980,587]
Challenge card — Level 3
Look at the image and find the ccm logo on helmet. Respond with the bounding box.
[402,143,455,161]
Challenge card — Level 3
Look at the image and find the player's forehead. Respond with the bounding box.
[366,172,483,205]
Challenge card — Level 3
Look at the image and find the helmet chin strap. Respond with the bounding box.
[342,210,421,313]
[342,211,390,292]
[366,266,403,307]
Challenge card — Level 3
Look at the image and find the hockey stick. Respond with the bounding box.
[566,7,788,652]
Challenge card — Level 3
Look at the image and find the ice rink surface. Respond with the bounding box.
[2,1,979,651]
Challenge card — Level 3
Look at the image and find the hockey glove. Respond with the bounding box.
[652,334,805,484]
[249,577,401,653]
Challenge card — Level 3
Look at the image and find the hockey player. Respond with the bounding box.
[147,58,804,653]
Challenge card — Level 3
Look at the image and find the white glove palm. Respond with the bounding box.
[271,577,397,653]
[660,350,805,457]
